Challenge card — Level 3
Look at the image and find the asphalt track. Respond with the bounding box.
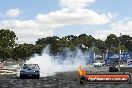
[0,71,132,88]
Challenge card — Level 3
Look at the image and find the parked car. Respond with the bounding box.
[20,64,40,78]
[109,66,119,72]
[6,64,20,69]
[0,62,5,69]
[93,62,103,67]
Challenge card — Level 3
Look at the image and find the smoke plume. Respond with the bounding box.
[26,46,87,77]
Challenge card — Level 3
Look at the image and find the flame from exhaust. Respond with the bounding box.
[78,65,86,76]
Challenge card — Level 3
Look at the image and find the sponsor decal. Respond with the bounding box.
[78,66,131,83]
[85,74,131,83]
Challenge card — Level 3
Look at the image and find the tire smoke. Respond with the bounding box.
[26,46,87,77]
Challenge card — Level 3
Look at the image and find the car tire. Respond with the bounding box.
[109,67,119,72]
[20,75,23,79]
[35,75,40,79]
[79,76,86,84]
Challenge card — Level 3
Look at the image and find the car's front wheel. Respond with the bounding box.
[34,74,40,79]
[35,74,40,79]
[20,75,24,79]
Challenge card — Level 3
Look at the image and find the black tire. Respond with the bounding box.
[20,75,23,79]
[35,74,40,79]
[80,77,86,84]
[109,67,119,72]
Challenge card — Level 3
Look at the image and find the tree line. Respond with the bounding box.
[0,29,132,62]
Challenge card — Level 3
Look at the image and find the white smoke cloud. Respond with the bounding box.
[26,47,87,77]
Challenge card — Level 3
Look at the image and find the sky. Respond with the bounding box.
[0,0,132,43]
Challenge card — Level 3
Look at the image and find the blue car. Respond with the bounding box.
[20,64,40,78]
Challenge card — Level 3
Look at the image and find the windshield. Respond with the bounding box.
[23,64,39,69]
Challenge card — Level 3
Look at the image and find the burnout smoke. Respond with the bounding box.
[26,46,86,77]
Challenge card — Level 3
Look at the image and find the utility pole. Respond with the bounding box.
[118,33,122,71]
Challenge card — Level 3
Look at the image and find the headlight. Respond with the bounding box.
[34,71,39,73]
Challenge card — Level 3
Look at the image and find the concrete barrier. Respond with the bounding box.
[0,69,17,75]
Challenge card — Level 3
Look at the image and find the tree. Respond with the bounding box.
[105,34,119,48]
[0,47,12,61]
[105,34,128,53]
[0,29,17,61]
[36,36,60,45]
[95,39,105,54]
[108,45,127,54]
[0,29,16,48]
[33,44,44,55]
[63,35,77,44]
[120,35,132,51]
[50,38,75,55]
[12,43,35,61]
[76,34,96,52]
